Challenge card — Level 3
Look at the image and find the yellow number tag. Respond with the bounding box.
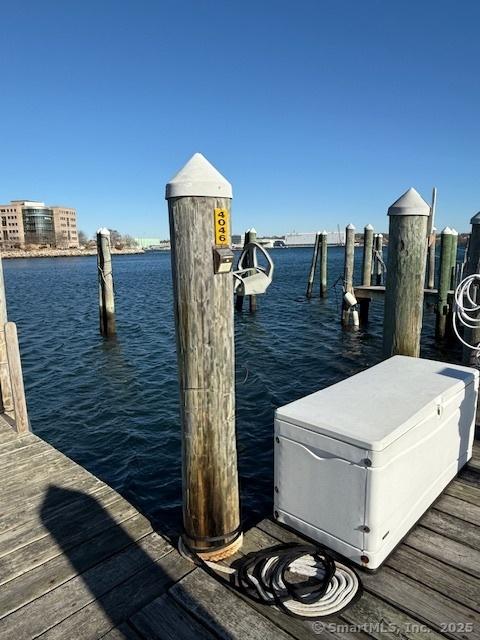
[214,208,230,246]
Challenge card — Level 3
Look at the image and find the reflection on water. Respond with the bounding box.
[4,248,461,532]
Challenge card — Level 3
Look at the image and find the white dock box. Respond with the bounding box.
[274,356,478,570]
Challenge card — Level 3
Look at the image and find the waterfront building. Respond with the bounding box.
[284,231,345,247]
[0,200,78,249]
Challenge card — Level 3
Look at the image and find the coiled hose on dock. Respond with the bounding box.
[178,539,362,619]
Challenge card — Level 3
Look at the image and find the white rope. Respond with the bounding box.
[453,274,480,358]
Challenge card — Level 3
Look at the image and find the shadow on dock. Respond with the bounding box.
[40,486,233,639]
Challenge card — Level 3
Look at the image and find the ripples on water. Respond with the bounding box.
[4,248,461,533]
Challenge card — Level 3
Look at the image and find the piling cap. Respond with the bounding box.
[165,153,232,199]
[451,228,458,235]
[250,227,257,234]
[470,212,480,225]
[346,223,355,230]
[97,227,110,236]
[388,188,430,216]
[365,224,374,230]
[321,229,328,235]
[441,226,453,234]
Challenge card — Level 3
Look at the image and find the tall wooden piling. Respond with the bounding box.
[247,228,258,313]
[383,188,430,357]
[450,228,458,290]
[362,224,374,287]
[166,153,241,559]
[306,232,321,298]
[0,254,13,416]
[463,213,480,365]
[5,322,29,433]
[426,187,437,289]
[374,233,384,285]
[97,228,116,337]
[342,224,357,326]
[435,227,454,340]
[320,230,328,297]
[427,227,437,289]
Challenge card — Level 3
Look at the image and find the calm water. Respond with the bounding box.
[4,248,460,533]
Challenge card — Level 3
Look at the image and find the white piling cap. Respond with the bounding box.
[165,152,232,199]
[378,233,384,238]
[365,224,374,230]
[441,226,453,234]
[346,223,355,230]
[97,227,110,236]
[388,188,430,216]
[451,228,458,235]
[321,229,328,235]
[250,227,257,234]
[470,212,480,225]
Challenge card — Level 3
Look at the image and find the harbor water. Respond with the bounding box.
[4,248,461,533]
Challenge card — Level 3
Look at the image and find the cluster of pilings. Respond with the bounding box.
[333,187,479,363]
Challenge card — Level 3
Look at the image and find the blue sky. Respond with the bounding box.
[0,1,478,237]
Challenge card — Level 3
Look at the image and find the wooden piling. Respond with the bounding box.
[362,224,374,287]
[97,228,116,338]
[306,232,321,298]
[426,187,437,289]
[427,227,437,289]
[435,227,454,340]
[462,213,480,365]
[342,224,357,326]
[383,188,430,357]
[5,322,29,433]
[166,153,241,559]
[0,254,13,416]
[450,228,458,290]
[247,228,258,313]
[374,233,384,285]
[320,230,328,297]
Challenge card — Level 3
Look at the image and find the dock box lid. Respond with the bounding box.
[275,356,478,451]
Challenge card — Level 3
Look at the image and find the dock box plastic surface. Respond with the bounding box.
[274,355,478,570]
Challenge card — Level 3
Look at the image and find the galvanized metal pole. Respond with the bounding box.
[463,213,480,365]
[0,253,13,416]
[306,232,321,298]
[166,153,241,560]
[320,230,328,297]
[97,228,116,337]
[435,227,454,340]
[362,224,374,287]
[383,188,430,357]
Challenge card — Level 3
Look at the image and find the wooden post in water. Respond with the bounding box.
[166,153,241,559]
[247,228,258,313]
[450,228,458,290]
[374,233,384,285]
[362,224,374,287]
[427,227,437,290]
[463,213,480,365]
[5,322,29,433]
[342,224,357,326]
[97,228,116,338]
[320,230,328,297]
[306,232,321,298]
[383,188,430,357]
[426,187,437,289]
[435,227,454,340]
[0,254,13,416]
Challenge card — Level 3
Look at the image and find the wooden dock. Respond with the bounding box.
[353,285,454,304]
[0,416,479,639]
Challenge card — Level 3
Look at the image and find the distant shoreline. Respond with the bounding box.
[1,248,145,260]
